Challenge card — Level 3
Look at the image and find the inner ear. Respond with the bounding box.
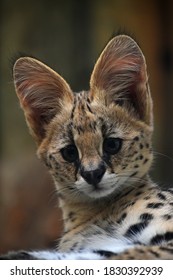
[13,57,74,143]
[89,35,153,126]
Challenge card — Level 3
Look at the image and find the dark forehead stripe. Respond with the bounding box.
[70,91,97,134]
[70,97,77,120]
[71,91,92,120]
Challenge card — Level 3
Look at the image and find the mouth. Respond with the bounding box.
[75,173,119,199]
[92,183,102,190]
[74,171,137,200]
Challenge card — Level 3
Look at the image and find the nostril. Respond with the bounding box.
[80,164,106,186]
[95,168,105,181]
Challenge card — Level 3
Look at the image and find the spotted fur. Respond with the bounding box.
[1,35,173,260]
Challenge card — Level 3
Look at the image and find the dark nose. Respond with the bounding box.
[80,164,106,186]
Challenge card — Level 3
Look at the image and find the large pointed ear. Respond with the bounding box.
[13,57,73,143]
[90,35,153,126]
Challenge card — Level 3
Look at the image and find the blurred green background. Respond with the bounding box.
[1,0,173,254]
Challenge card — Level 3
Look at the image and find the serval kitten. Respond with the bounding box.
[1,35,173,260]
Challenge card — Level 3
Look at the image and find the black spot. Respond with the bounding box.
[129,142,135,148]
[150,232,173,245]
[58,177,64,183]
[49,154,54,161]
[68,186,75,190]
[134,136,139,141]
[139,155,143,160]
[148,249,160,258]
[169,202,173,206]
[157,193,166,200]
[123,201,135,209]
[45,160,51,169]
[86,103,93,113]
[146,143,149,148]
[87,97,91,104]
[135,191,142,196]
[116,99,124,106]
[160,247,173,254]
[140,213,154,221]
[76,125,84,134]
[70,105,76,119]
[69,242,79,251]
[55,162,61,169]
[124,221,149,238]
[138,184,145,189]
[143,158,149,164]
[137,248,145,254]
[144,196,150,200]
[140,144,143,149]
[68,211,76,222]
[147,202,164,209]
[134,165,139,168]
[167,189,173,195]
[94,250,115,257]
[134,241,142,245]
[68,211,74,218]
[130,171,138,177]
[163,214,172,220]
[117,213,127,224]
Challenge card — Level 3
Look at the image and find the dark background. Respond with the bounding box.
[1,0,173,254]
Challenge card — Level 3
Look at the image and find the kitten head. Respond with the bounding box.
[13,35,153,201]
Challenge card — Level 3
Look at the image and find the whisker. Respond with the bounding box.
[116,173,149,184]
[153,150,173,163]
[48,189,59,205]
[58,184,83,201]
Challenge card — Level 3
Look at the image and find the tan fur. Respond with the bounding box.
[12,35,173,259]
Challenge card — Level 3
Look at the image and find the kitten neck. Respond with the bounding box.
[57,174,151,233]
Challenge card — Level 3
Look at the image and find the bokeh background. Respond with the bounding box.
[1,0,173,254]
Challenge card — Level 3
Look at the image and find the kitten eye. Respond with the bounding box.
[103,138,122,155]
[60,145,79,163]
